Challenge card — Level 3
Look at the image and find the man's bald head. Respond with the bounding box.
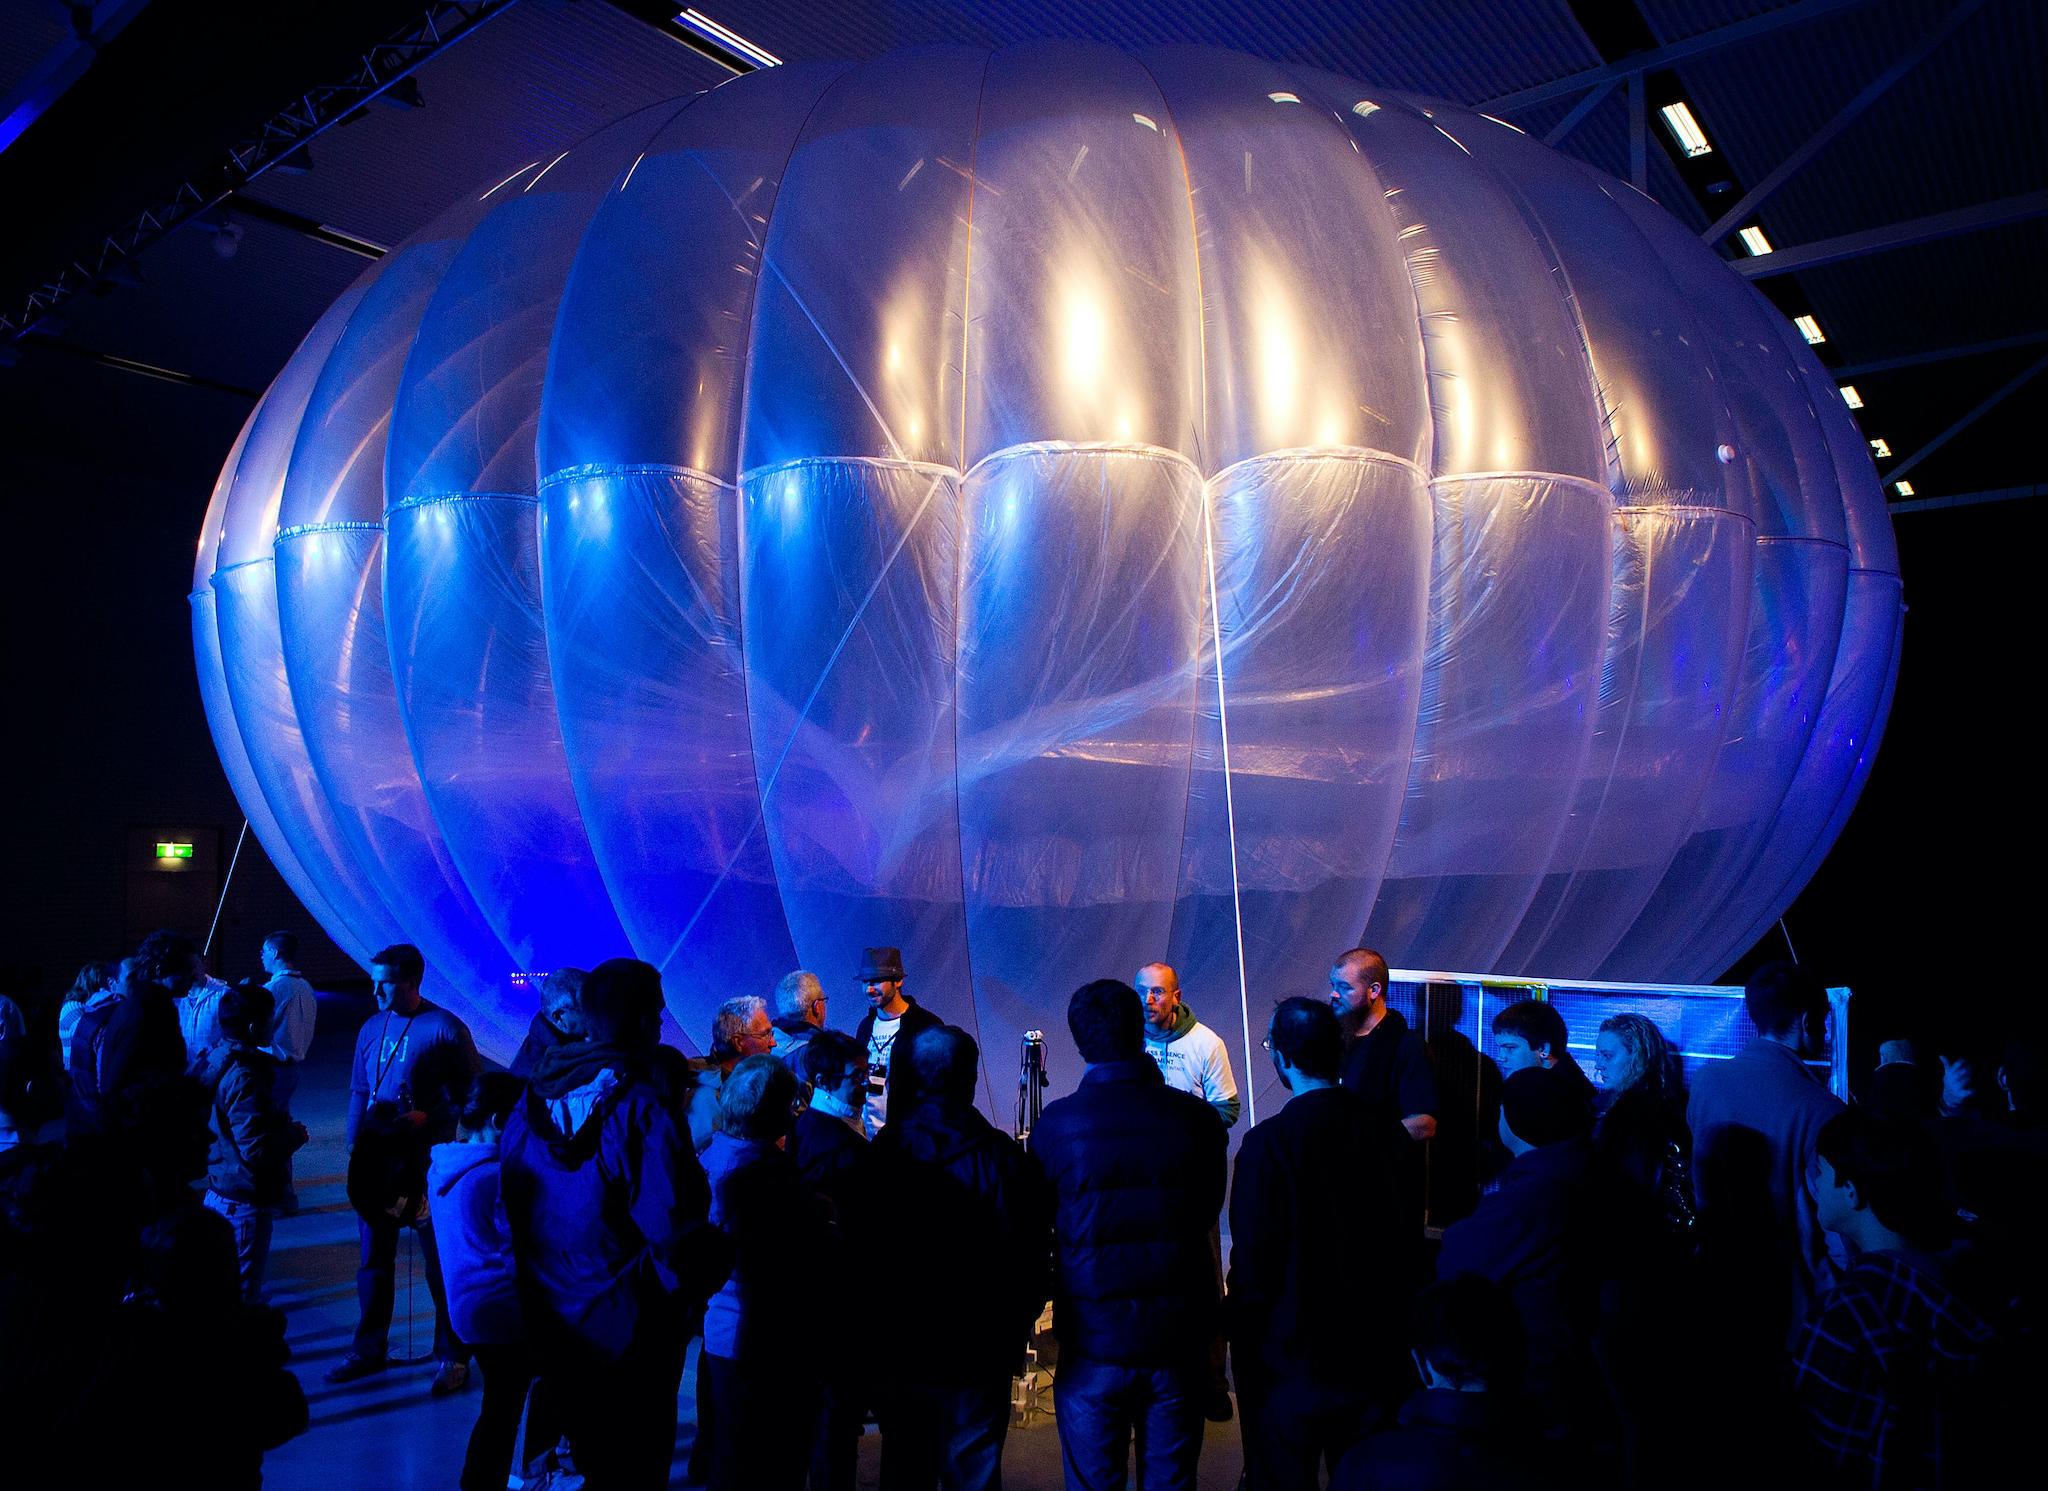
[1136,962,1182,1033]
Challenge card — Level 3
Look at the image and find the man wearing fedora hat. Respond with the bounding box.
[851,946,940,1137]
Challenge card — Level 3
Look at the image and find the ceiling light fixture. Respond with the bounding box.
[1658,101,1712,158]
[1794,314,1825,344]
[673,9,780,68]
[1738,225,1772,256]
[1869,437,1892,458]
[1840,385,1863,409]
[1893,480,1914,496]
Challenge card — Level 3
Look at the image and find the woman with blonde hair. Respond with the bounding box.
[1593,1011,1693,1237]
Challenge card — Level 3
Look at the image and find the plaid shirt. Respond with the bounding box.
[1789,1250,1993,1489]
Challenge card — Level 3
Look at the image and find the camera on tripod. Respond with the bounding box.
[1015,1029,1048,1147]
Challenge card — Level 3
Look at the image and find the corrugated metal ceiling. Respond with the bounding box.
[246,0,723,249]
[0,5,68,100]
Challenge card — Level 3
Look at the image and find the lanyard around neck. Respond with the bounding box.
[371,1008,421,1101]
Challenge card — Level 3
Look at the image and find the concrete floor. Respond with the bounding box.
[261,991,1246,1489]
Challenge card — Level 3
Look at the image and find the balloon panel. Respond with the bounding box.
[1499,507,1757,976]
[741,458,972,1027]
[1361,473,1612,971]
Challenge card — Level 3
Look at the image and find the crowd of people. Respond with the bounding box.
[1,930,2041,1491]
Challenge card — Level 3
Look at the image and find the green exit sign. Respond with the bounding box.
[155,842,195,860]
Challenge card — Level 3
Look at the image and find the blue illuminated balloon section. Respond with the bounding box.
[191,44,1900,1079]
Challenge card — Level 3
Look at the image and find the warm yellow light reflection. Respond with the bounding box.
[877,283,931,458]
[1061,288,1108,397]
[1257,307,1299,425]
[1247,259,1310,448]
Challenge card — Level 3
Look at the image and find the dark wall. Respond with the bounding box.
[1736,492,2044,1068]
[1,355,355,995]
[2,350,2038,1026]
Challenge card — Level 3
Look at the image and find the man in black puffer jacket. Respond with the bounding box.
[869,1024,1050,1490]
[1032,979,1229,1491]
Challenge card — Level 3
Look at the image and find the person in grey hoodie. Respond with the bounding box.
[1137,963,1241,1128]
[431,1072,562,1491]
[1137,961,1240,1422]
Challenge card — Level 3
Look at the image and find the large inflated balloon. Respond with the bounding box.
[192,44,1899,1087]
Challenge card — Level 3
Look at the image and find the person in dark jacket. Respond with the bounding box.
[1492,999,1598,1114]
[64,961,185,1137]
[1330,948,1437,1246]
[1687,961,1845,1350]
[852,945,941,1136]
[1436,1064,1604,1434]
[1589,1012,1698,1482]
[508,966,587,1079]
[1793,1107,1995,1491]
[869,1024,1051,1490]
[700,1054,823,1491]
[197,982,309,1301]
[1331,1276,1550,1491]
[1032,978,1228,1491]
[1231,998,1410,1489]
[1591,1013,1691,1226]
[790,1029,871,1200]
[500,958,729,1491]
[789,1030,873,1491]
[80,1204,310,1491]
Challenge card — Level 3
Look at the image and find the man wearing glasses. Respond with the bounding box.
[850,946,939,1137]
[769,969,830,1068]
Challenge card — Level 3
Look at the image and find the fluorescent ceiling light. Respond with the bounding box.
[1894,480,1915,496]
[1869,437,1892,458]
[674,9,780,68]
[1738,226,1773,256]
[1794,313,1826,344]
[1658,101,1712,158]
[1840,385,1863,409]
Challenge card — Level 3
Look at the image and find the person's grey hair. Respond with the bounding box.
[711,994,768,1059]
[541,966,587,1003]
[717,1054,800,1141]
[772,970,824,1024]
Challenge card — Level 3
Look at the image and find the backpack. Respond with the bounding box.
[348,1097,429,1224]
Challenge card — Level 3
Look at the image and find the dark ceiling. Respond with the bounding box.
[1,0,2040,507]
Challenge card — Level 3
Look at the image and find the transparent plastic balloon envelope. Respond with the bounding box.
[193,44,1900,1100]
